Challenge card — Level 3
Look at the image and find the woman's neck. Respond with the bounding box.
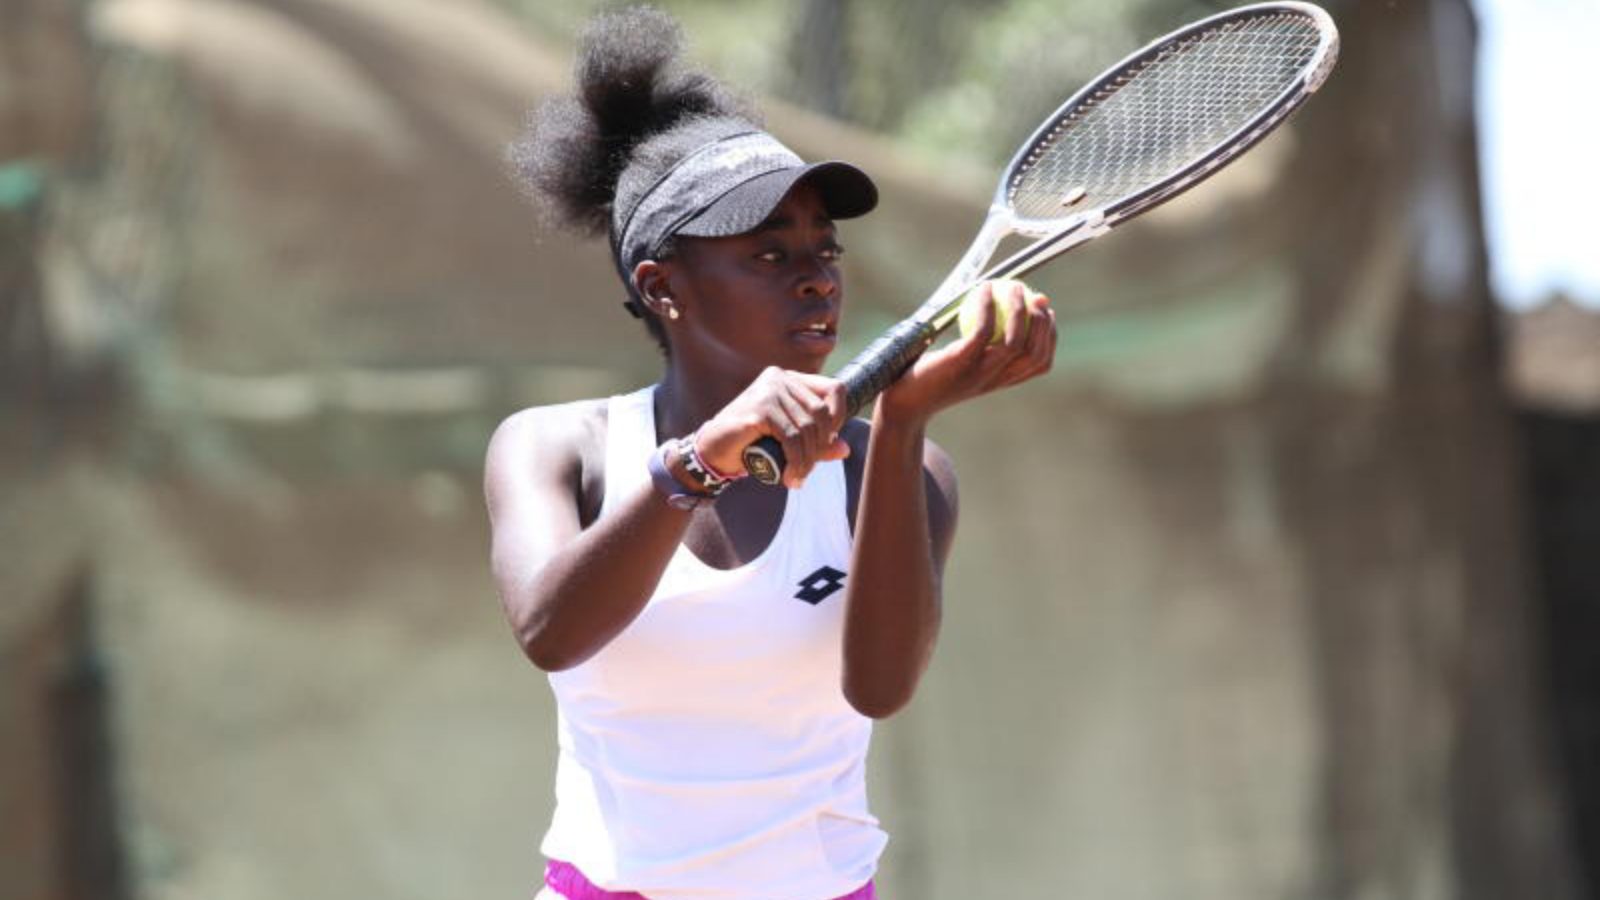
[652,361,756,442]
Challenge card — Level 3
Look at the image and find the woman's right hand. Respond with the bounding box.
[694,367,851,490]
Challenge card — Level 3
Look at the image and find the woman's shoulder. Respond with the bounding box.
[489,397,610,460]
[486,397,614,526]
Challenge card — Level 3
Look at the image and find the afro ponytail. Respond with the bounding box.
[510,6,756,238]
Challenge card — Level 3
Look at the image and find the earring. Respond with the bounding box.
[665,305,680,321]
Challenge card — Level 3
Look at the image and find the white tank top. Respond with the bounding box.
[540,386,885,900]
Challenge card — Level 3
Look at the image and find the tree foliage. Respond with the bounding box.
[496,0,1236,165]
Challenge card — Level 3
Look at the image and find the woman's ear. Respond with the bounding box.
[631,260,681,322]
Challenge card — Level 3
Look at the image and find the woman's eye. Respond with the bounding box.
[755,243,841,265]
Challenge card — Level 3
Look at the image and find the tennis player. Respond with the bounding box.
[487,8,1055,898]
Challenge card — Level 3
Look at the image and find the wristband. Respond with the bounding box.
[647,441,719,510]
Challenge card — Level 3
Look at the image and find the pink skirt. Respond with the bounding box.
[543,859,876,900]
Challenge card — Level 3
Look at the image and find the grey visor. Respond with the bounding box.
[612,130,877,279]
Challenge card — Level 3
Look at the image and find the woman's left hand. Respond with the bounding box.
[876,279,1057,424]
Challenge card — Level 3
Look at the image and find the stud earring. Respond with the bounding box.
[665,305,680,321]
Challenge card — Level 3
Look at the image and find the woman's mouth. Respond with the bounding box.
[791,321,838,351]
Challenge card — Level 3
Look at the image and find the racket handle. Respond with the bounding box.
[742,318,938,485]
[838,318,940,414]
[742,436,787,486]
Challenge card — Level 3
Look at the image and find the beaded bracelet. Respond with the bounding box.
[673,432,738,497]
[683,430,745,486]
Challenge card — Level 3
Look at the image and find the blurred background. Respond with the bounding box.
[3,0,1598,897]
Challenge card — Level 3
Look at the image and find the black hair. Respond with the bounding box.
[508,6,758,352]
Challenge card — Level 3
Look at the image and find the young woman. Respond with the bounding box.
[488,8,1055,899]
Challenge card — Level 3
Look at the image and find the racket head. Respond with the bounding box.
[996,1,1339,236]
[745,3,1341,486]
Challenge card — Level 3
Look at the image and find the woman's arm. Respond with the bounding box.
[838,281,1056,717]
[485,404,693,671]
[840,414,957,718]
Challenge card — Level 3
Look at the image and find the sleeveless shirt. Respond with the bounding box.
[540,386,886,899]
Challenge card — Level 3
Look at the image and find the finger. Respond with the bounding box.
[775,374,851,483]
[823,379,847,429]
[975,309,1031,387]
[1000,304,1057,388]
[816,381,851,461]
[1023,296,1054,366]
[790,374,849,436]
[798,390,834,472]
[955,281,997,352]
[998,280,1028,349]
[1039,306,1058,374]
[960,286,1005,372]
[772,385,820,488]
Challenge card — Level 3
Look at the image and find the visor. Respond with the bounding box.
[612,129,877,277]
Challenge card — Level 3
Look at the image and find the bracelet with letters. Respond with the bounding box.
[647,433,741,510]
[679,430,743,492]
[648,441,716,510]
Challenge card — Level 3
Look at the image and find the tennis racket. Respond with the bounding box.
[742,0,1339,485]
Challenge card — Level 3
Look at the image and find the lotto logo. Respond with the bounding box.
[795,566,846,604]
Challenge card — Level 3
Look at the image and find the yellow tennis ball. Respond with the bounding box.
[957,279,1042,344]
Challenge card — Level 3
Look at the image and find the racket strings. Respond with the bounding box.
[1009,11,1326,222]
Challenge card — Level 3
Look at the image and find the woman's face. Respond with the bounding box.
[664,184,844,377]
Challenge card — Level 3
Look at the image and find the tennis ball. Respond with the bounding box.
[957,279,1043,344]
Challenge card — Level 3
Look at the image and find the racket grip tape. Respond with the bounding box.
[741,318,938,485]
